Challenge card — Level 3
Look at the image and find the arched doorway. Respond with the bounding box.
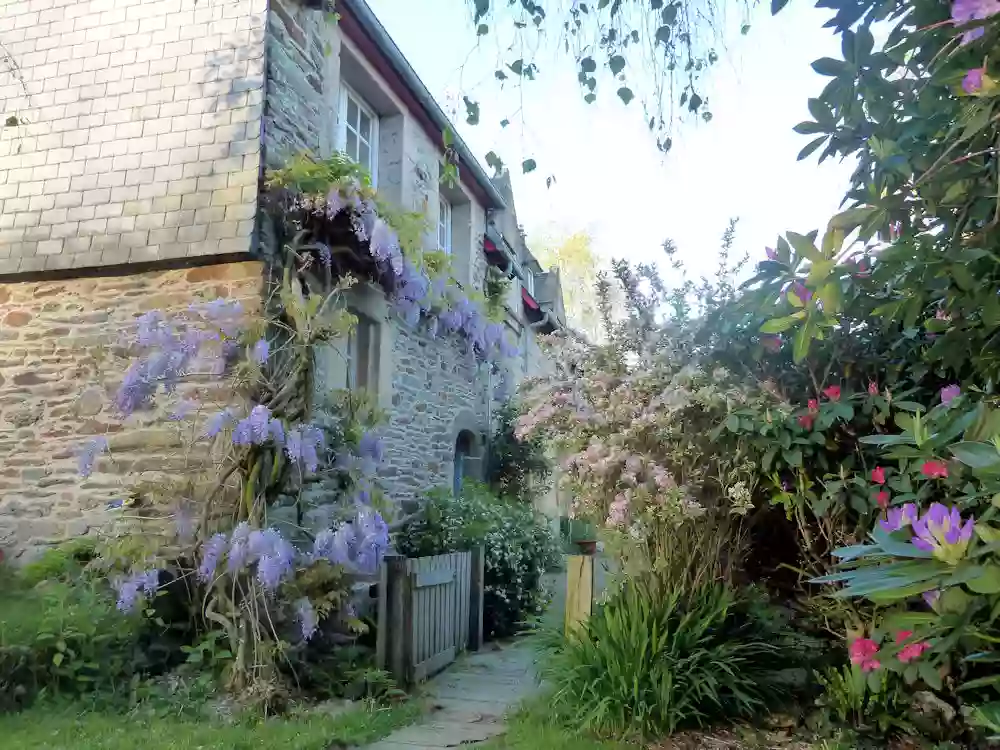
[453,429,476,495]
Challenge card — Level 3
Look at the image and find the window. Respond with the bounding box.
[522,267,535,296]
[347,313,380,392]
[453,430,477,495]
[438,195,452,254]
[338,86,379,184]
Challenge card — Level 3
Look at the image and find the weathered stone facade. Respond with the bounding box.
[0,262,264,559]
[0,0,265,273]
[0,0,560,557]
[383,326,489,503]
[263,0,499,505]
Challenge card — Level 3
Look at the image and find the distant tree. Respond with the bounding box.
[534,230,605,342]
[487,402,551,503]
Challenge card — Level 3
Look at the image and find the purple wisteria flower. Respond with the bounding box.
[312,525,355,566]
[115,568,160,613]
[880,502,919,533]
[358,430,385,466]
[940,384,961,405]
[227,522,252,573]
[911,503,974,564]
[316,242,333,269]
[257,536,296,591]
[285,424,325,473]
[169,398,198,421]
[193,298,243,338]
[370,219,401,267]
[232,404,280,446]
[296,597,318,641]
[325,186,344,218]
[198,533,229,582]
[174,505,196,544]
[353,508,389,575]
[77,436,108,478]
[204,409,235,438]
[252,339,269,365]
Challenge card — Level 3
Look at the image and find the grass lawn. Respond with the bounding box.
[479,702,865,750]
[0,699,421,750]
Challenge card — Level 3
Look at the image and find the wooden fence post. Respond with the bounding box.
[564,554,594,635]
[375,558,389,670]
[380,554,412,686]
[468,545,485,651]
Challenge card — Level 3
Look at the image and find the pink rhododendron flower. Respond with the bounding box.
[880,502,918,533]
[788,282,812,305]
[871,466,886,485]
[877,489,890,509]
[849,638,881,672]
[761,334,782,353]
[868,381,879,396]
[940,384,961,405]
[912,502,974,564]
[896,631,932,663]
[952,0,1000,44]
[963,67,986,93]
[798,413,814,430]
[921,460,949,479]
[807,399,819,412]
[823,385,841,401]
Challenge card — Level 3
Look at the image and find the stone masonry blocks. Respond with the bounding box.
[0,0,266,273]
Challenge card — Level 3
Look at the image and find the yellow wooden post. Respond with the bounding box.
[564,554,594,635]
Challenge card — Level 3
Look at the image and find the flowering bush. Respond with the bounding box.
[394,484,560,639]
[515,263,768,589]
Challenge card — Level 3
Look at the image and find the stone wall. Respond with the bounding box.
[0,261,264,560]
[381,323,488,504]
[0,0,265,274]
[263,0,338,167]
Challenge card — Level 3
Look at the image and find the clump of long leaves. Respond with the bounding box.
[540,576,807,739]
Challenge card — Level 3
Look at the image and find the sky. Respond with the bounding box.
[365,0,858,282]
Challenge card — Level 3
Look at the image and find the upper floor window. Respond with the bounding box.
[438,196,452,254]
[339,86,379,185]
[523,267,535,296]
[347,312,380,392]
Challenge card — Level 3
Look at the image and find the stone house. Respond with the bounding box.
[0,0,566,558]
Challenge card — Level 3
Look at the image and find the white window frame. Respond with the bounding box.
[438,195,452,254]
[346,312,380,393]
[523,266,535,296]
[337,84,379,186]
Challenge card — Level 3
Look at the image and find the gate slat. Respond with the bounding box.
[396,551,477,685]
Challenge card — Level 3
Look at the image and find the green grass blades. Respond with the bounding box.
[539,579,798,739]
[0,699,420,750]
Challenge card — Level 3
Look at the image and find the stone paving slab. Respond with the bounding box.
[363,638,541,750]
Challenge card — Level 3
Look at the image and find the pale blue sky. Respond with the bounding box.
[366,0,857,280]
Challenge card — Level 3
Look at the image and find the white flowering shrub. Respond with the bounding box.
[395,484,561,639]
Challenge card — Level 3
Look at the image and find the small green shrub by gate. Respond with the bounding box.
[395,484,561,639]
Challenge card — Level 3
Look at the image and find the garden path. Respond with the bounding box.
[361,637,540,750]
[358,560,613,750]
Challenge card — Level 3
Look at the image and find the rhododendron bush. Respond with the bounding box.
[518,0,1000,738]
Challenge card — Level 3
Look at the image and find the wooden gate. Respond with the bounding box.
[376,547,484,686]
